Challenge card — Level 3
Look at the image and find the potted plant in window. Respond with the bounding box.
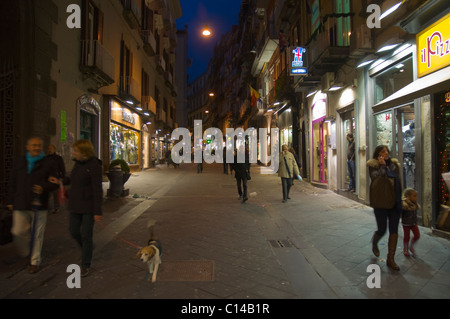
[107,159,131,197]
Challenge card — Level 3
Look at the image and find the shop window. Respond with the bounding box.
[375,105,416,190]
[374,58,413,104]
[110,123,140,165]
[436,94,450,207]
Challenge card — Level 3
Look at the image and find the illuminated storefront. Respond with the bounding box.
[310,91,328,185]
[371,11,450,230]
[108,98,146,171]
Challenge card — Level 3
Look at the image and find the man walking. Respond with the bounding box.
[7,137,59,273]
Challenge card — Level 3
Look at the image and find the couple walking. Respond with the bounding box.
[8,138,102,276]
[231,144,301,204]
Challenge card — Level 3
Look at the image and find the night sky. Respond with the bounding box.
[176,0,242,83]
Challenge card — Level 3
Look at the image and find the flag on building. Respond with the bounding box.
[250,85,260,107]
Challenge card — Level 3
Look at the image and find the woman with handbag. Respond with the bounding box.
[279,145,300,203]
[67,140,103,277]
[367,145,402,270]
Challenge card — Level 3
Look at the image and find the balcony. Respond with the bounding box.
[121,0,141,29]
[155,55,166,74]
[157,109,167,122]
[274,0,297,31]
[142,95,156,114]
[119,76,140,104]
[80,40,115,88]
[164,72,173,89]
[251,18,278,77]
[141,30,157,57]
[306,13,353,76]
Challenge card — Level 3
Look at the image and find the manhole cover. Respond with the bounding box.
[158,260,215,282]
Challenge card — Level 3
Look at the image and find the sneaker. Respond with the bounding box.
[242,197,248,203]
[81,267,90,277]
[28,264,39,274]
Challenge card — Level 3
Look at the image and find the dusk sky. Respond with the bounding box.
[176,0,243,83]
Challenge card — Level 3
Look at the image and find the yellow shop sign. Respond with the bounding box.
[417,13,450,78]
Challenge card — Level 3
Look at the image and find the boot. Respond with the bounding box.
[371,231,382,257]
[387,234,400,271]
[403,242,410,257]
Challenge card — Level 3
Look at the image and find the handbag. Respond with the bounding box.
[246,171,251,180]
[369,176,395,209]
[57,183,67,205]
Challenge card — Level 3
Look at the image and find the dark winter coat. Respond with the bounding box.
[231,153,250,179]
[367,158,402,211]
[8,156,59,211]
[402,198,420,226]
[67,157,103,216]
[46,153,66,179]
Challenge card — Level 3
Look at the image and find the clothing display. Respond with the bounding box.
[110,123,139,165]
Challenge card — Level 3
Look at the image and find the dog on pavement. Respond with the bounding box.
[136,220,162,283]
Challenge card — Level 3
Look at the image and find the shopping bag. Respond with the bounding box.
[58,184,67,205]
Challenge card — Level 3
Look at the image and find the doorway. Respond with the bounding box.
[312,120,328,183]
[340,108,356,190]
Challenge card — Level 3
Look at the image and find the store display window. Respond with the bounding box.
[110,122,140,165]
[437,93,450,207]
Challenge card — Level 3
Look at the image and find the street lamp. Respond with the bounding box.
[202,25,212,37]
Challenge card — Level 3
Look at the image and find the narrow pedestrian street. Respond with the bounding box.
[1,163,449,301]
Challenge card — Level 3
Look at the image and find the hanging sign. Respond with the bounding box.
[290,47,308,76]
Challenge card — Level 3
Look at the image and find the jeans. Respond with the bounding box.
[347,160,355,190]
[374,208,401,236]
[69,213,95,268]
[281,177,293,201]
[236,176,248,198]
[11,210,48,266]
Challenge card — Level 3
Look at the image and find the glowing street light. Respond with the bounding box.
[202,25,212,37]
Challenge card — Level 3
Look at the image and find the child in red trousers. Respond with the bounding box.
[401,188,420,257]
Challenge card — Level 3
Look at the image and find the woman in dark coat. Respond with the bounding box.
[231,146,250,203]
[67,140,103,277]
[367,145,402,270]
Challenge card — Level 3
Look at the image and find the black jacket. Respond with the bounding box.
[46,153,66,179]
[231,153,250,179]
[8,156,59,211]
[67,157,103,215]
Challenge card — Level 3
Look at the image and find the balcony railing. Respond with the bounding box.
[141,29,157,56]
[80,40,115,87]
[155,55,166,74]
[306,13,353,73]
[121,0,141,29]
[142,95,156,114]
[119,76,140,101]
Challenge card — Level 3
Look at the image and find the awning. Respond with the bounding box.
[373,65,450,113]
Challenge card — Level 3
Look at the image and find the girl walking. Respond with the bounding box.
[401,188,421,257]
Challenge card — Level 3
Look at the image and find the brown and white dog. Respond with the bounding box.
[136,220,162,283]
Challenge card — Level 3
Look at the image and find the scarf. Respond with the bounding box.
[26,152,45,174]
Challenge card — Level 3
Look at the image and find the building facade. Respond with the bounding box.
[0,0,182,193]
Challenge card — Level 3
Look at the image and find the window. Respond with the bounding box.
[374,57,413,104]
[83,0,103,43]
